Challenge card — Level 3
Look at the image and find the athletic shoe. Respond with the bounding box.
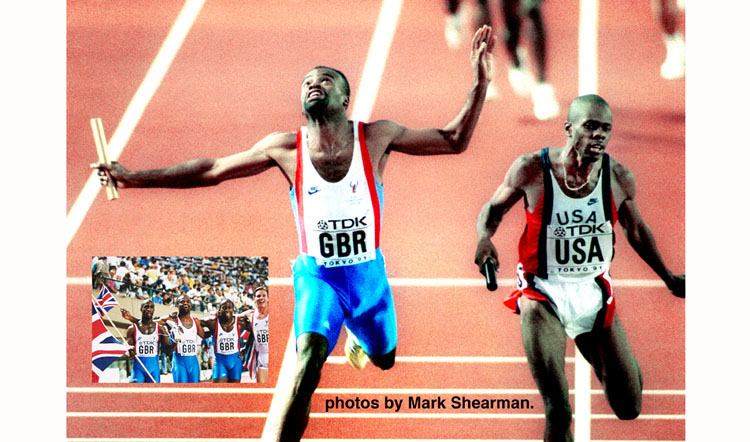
[532,83,560,121]
[444,14,462,49]
[660,32,685,80]
[508,47,534,96]
[345,327,368,370]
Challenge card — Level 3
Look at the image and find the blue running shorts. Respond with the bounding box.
[292,249,397,357]
[172,354,200,383]
[213,352,243,381]
[130,355,160,383]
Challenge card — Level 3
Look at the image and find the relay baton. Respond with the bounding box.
[483,258,497,291]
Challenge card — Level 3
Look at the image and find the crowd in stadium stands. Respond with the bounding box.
[92,256,268,315]
[94,256,268,381]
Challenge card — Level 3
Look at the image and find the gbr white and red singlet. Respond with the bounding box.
[291,121,381,268]
[288,121,396,357]
[175,316,199,357]
[251,311,269,369]
[507,148,618,337]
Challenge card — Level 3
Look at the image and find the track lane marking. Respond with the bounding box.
[67,387,684,395]
[65,0,206,247]
[67,276,669,288]
[67,411,684,420]
[66,440,685,442]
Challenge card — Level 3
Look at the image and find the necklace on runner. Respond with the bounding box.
[562,164,593,192]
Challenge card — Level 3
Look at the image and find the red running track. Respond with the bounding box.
[66,0,684,440]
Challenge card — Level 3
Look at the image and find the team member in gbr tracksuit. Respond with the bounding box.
[474,94,685,442]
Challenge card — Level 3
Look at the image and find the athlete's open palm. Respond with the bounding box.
[471,25,496,84]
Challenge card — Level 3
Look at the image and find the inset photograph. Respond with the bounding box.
[91,256,269,383]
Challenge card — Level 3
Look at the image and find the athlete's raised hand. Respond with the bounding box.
[470,25,496,84]
[91,161,130,188]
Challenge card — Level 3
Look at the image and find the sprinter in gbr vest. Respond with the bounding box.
[474,94,685,441]
[124,299,174,383]
[238,287,269,383]
[93,26,497,442]
[167,294,205,383]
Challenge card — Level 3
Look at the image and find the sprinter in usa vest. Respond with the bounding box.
[474,94,685,441]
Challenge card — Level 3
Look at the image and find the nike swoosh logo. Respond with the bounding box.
[307,187,321,195]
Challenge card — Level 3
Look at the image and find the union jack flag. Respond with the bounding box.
[94,284,119,315]
[92,301,128,382]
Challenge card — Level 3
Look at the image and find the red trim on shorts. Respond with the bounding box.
[357,121,381,248]
[503,287,549,312]
[597,272,616,328]
[505,272,616,330]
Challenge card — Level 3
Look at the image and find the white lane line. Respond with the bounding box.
[260,328,300,441]
[66,411,684,420]
[349,0,403,122]
[576,1,600,440]
[325,355,554,364]
[578,0,599,95]
[66,276,667,288]
[65,0,206,247]
[66,386,684,395]
[66,439,685,442]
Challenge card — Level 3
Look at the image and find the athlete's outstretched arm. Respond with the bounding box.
[474,154,531,273]
[121,308,173,327]
[197,317,218,337]
[615,165,685,298]
[159,324,176,356]
[93,131,293,189]
[125,326,136,359]
[384,25,496,155]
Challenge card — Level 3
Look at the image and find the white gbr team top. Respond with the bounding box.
[545,160,614,282]
[291,121,382,268]
[214,319,240,355]
[134,323,159,357]
[251,311,269,354]
[175,316,199,357]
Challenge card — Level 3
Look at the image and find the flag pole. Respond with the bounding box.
[92,292,157,383]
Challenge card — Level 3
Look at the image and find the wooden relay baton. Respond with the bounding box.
[90,118,119,200]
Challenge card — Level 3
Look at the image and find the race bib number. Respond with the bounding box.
[179,339,197,356]
[546,221,613,277]
[137,340,156,356]
[218,337,236,353]
[256,329,268,345]
[312,217,376,267]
